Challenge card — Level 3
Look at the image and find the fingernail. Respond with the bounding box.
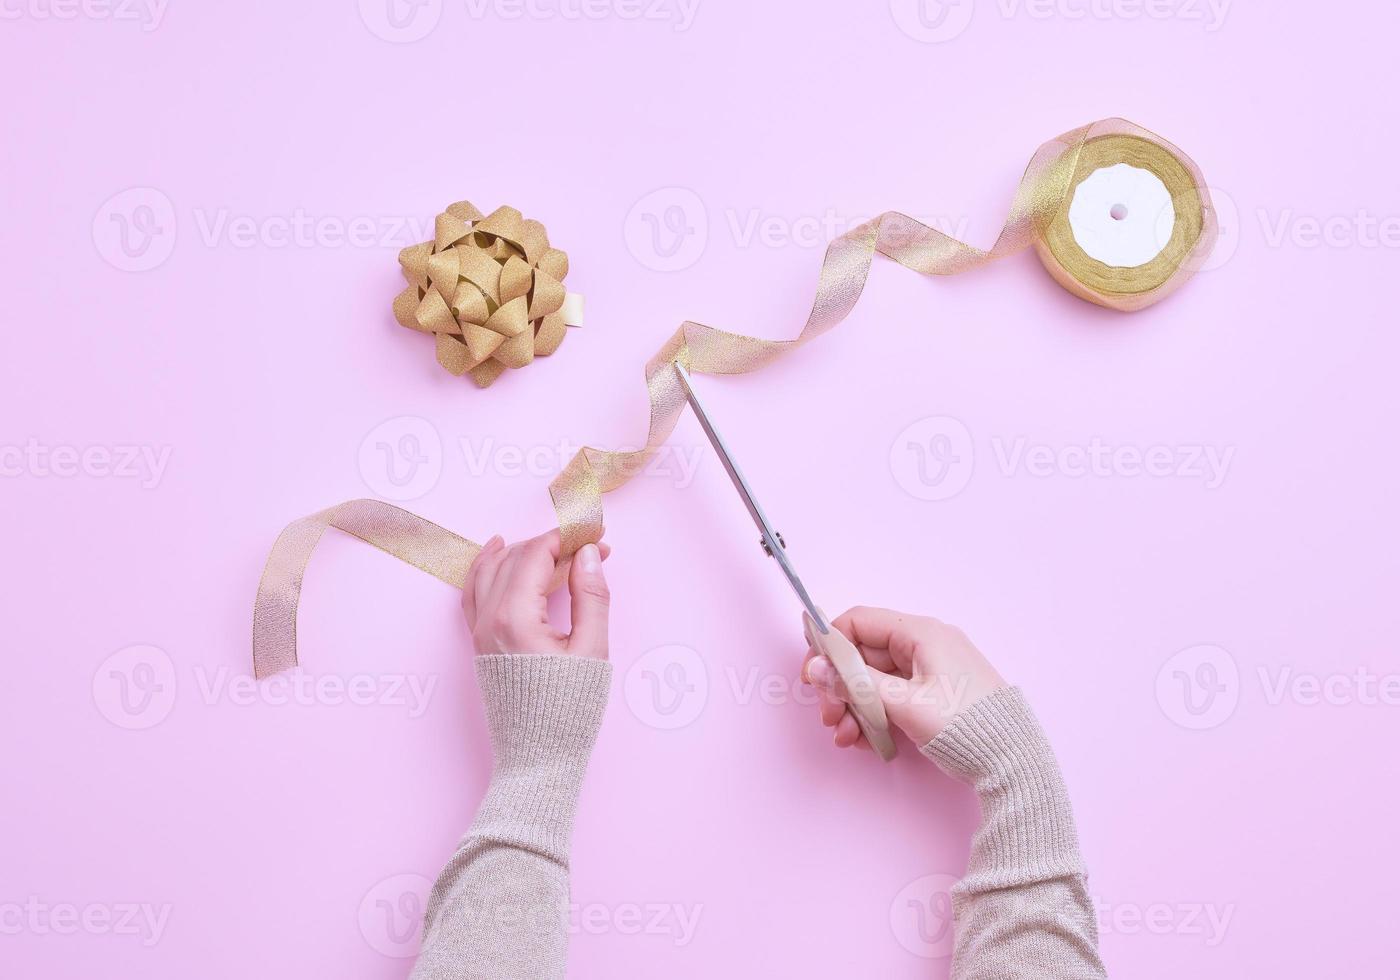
[807,657,833,690]
[578,543,601,573]
[486,535,503,551]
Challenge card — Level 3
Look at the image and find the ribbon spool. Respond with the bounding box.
[1034,131,1214,311]
[253,117,1216,681]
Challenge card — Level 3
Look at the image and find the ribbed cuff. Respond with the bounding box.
[468,655,613,866]
[922,687,1085,890]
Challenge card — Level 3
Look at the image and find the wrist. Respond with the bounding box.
[921,687,1084,885]
[469,654,612,864]
[477,654,612,765]
[921,686,1054,784]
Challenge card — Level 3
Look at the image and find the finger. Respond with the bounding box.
[565,543,610,658]
[855,643,899,674]
[800,647,842,725]
[832,606,922,675]
[805,656,849,727]
[806,654,850,701]
[511,529,566,599]
[812,678,871,750]
[468,536,508,628]
[473,535,507,592]
[834,712,862,748]
[830,605,903,650]
[513,529,611,593]
[865,662,917,733]
[818,688,846,728]
[461,535,503,625]
[558,539,611,579]
[801,626,898,678]
[809,651,914,729]
[484,544,526,615]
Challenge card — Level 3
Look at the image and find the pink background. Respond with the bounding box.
[3,1,1397,977]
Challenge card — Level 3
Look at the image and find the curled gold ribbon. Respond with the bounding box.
[253,117,1215,679]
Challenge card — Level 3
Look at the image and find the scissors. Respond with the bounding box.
[674,363,898,761]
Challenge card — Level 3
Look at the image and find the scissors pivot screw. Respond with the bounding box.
[760,532,786,557]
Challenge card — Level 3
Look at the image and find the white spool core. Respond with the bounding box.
[1067,163,1175,268]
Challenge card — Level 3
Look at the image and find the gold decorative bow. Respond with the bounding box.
[392,201,573,388]
[253,118,1216,679]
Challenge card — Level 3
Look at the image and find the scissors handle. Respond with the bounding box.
[803,611,898,762]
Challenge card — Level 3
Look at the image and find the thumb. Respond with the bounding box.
[566,543,610,658]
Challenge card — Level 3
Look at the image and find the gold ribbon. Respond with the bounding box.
[253,117,1215,679]
[393,201,575,388]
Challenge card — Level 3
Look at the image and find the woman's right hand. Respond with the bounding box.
[801,607,1008,751]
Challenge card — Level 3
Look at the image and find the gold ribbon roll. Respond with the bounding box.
[1034,131,1211,310]
[253,117,1215,678]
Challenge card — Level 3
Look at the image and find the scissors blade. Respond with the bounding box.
[674,363,830,634]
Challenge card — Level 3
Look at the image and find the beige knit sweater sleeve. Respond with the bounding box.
[409,654,612,980]
[924,686,1108,979]
[409,660,1103,979]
